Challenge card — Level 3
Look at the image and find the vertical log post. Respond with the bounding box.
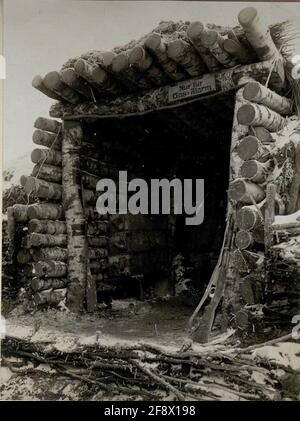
[62,120,88,312]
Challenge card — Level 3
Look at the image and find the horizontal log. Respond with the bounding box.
[84,207,109,221]
[74,59,104,94]
[61,68,94,100]
[75,58,119,94]
[28,203,64,220]
[33,288,67,306]
[34,117,62,134]
[129,46,169,87]
[81,158,118,178]
[31,277,68,292]
[97,282,116,293]
[236,135,271,161]
[237,103,285,132]
[34,261,67,277]
[31,148,62,166]
[236,203,264,230]
[31,247,68,262]
[32,129,61,150]
[200,30,237,68]
[223,38,250,65]
[89,248,108,259]
[110,214,168,233]
[240,159,272,183]
[232,249,263,273]
[238,7,280,61]
[31,163,62,183]
[88,236,108,248]
[228,178,265,204]
[27,233,67,248]
[249,126,274,143]
[243,81,292,115]
[28,219,66,235]
[23,176,62,200]
[43,71,82,104]
[144,34,186,81]
[12,204,28,222]
[272,210,300,230]
[81,173,98,189]
[167,39,206,77]
[186,22,220,72]
[32,75,62,100]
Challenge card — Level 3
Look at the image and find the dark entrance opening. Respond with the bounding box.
[82,92,235,305]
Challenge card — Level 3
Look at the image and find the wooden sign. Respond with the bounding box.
[168,74,216,102]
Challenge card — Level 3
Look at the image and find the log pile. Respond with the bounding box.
[225,79,299,335]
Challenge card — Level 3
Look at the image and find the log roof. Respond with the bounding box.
[32,7,298,120]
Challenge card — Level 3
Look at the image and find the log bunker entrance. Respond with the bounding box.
[6,6,300,345]
[80,92,234,304]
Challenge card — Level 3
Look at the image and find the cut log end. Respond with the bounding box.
[61,68,78,85]
[145,33,161,50]
[74,59,86,75]
[236,207,260,231]
[187,21,204,40]
[111,53,129,73]
[101,51,116,67]
[236,136,259,160]
[237,104,256,126]
[200,30,219,48]
[235,230,253,250]
[167,40,186,58]
[43,71,62,91]
[243,81,261,101]
[238,7,258,26]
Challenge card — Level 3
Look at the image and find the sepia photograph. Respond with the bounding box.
[1,0,300,405]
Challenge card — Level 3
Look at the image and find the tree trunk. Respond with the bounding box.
[23,176,62,200]
[31,163,62,183]
[32,129,61,150]
[31,277,68,292]
[7,207,16,258]
[27,233,67,247]
[236,135,271,161]
[43,71,82,104]
[228,178,266,204]
[129,46,169,86]
[223,38,250,65]
[33,288,67,306]
[31,247,68,262]
[27,203,64,220]
[144,34,186,81]
[243,81,292,115]
[76,58,120,94]
[32,75,62,100]
[28,219,66,235]
[35,261,67,278]
[31,148,62,166]
[167,39,206,77]
[187,22,221,72]
[238,7,280,60]
[236,203,264,230]
[12,204,28,222]
[200,30,238,67]
[287,143,300,214]
[62,120,88,312]
[61,68,94,100]
[240,159,272,183]
[237,103,285,132]
[34,116,62,134]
